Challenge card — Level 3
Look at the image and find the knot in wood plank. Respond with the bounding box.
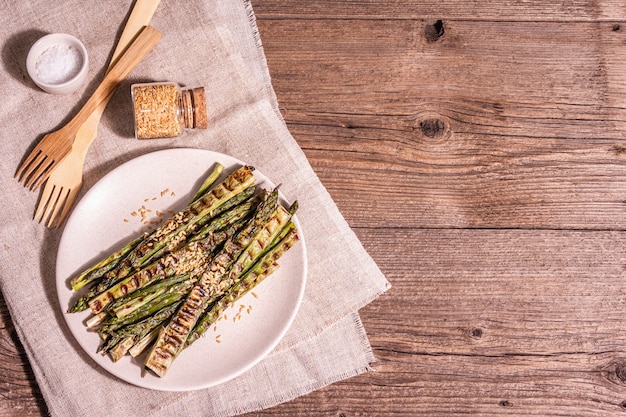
[418,115,451,142]
[420,118,446,138]
[470,327,483,338]
[425,19,445,42]
[616,363,626,383]
[602,360,626,387]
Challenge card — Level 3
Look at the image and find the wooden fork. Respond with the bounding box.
[34,0,162,228]
[15,25,162,191]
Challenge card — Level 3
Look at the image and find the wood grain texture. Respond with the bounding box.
[0,292,47,417]
[5,1,626,416]
[257,16,626,230]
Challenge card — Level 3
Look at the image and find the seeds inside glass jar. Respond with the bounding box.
[132,83,182,139]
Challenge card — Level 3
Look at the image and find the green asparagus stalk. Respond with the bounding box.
[105,273,193,319]
[97,279,194,335]
[115,166,256,274]
[130,185,258,269]
[191,163,224,203]
[188,194,258,244]
[87,214,248,315]
[144,188,280,377]
[68,168,256,314]
[70,235,144,291]
[98,300,183,359]
[228,202,297,281]
[187,224,299,346]
[68,163,225,293]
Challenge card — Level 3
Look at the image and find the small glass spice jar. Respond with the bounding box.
[131,82,208,139]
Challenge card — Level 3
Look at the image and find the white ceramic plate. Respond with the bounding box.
[56,148,307,391]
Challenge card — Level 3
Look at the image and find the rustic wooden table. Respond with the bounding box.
[4,1,626,415]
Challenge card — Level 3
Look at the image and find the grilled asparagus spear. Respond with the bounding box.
[87,210,250,315]
[69,163,225,292]
[68,166,256,313]
[69,235,144,292]
[108,165,256,280]
[97,278,195,335]
[99,300,184,361]
[187,224,299,346]
[105,273,194,319]
[143,188,280,377]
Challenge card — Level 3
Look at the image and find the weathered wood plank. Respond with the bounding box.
[252,17,626,229]
[258,20,625,106]
[258,18,626,131]
[0,293,47,417]
[253,1,626,21]
[358,228,626,355]
[244,228,626,416]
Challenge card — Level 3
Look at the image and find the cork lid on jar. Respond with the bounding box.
[191,87,207,129]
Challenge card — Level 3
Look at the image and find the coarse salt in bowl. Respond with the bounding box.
[26,33,88,95]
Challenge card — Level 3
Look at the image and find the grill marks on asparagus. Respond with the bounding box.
[88,220,245,315]
[144,190,281,377]
[68,167,256,314]
[68,164,300,376]
[115,166,256,277]
[68,163,224,296]
[187,224,299,346]
[70,235,144,291]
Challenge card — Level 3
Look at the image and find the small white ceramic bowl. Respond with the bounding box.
[26,33,89,95]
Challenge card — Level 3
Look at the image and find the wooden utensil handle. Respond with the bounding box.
[71,0,162,154]
[109,0,162,70]
[66,25,162,132]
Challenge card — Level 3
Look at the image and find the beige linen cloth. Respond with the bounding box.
[0,1,390,415]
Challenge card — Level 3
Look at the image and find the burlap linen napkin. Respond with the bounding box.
[0,1,390,415]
